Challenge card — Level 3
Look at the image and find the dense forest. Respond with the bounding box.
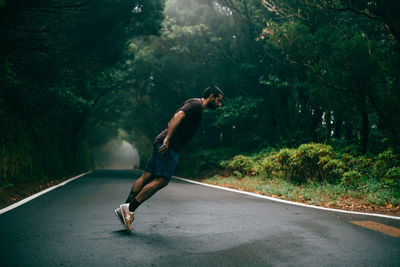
[1,0,400,190]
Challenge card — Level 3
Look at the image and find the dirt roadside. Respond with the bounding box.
[0,176,76,209]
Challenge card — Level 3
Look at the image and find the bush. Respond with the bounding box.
[341,170,362,189]
[322,158,345,183]
[382,167,400,196]
[372,148,399,180]
[258,143,346,184]
[276,148,295,167]
[222,155,258,177]
[260,148,295,179]
[288,143,338,183]
[191,143,400,199]
[342,155,373,176]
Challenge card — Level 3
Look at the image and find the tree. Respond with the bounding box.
[0,0,166,182]
[259,0,400,152]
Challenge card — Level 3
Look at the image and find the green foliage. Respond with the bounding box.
[261,148,296,179]
[341,170,362,190]
[111,0,400,159]
[221,155,258,177]
[0,0,165,184]
[261,0,400,152]
[2,0,400,190]
[209,143,400,199]
[127,42,138,57]
[175,148,237,178]
[0,114,39,183]
[210,96,262,127]
[289,143,336,183]
[260,144,343,184]
[1,60,18,88]
[372,148,399,178]
[382,167,400,196]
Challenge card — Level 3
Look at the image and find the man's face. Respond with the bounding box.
[209,94,223,110]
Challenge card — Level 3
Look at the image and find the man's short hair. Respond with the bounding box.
[203,86,223,98]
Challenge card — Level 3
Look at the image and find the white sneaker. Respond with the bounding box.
[120,203,135,231]
[114,207,126,229]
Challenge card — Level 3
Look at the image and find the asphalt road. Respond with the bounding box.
[1,170,399,266]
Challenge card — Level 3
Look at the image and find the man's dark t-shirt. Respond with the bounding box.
[155,98,203,151]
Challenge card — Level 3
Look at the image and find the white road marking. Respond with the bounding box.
[0,171,92,215]
[174,176,400,221]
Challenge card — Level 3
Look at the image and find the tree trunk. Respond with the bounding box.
[333,112,342,139]
[367,95,400,145]
[324,110,332,142]
[344,121,353,141]
[311,106,322,142]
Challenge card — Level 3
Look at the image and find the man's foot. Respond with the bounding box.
[114,207,126,229]
[120,203,135,231]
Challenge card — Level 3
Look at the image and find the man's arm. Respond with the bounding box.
[158,110,186,153]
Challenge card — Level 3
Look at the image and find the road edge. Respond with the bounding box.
[0,171,92,215]
[173,176,400,221]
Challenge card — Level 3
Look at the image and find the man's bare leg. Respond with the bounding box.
[119,176,169,231]
[130,177,169,210]
[125,171,154,203]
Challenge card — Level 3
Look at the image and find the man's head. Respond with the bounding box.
[202,86,223,110]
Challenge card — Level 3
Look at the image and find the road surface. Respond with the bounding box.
[1,170,399,266]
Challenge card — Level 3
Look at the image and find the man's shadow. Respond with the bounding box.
[111,229,174,247]
[112,229,133,236]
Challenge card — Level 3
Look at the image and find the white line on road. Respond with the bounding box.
[174,176,400,221]
[0,171,92,215]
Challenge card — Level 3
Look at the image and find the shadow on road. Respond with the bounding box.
[110,229,173,246]
[112,229,132,236]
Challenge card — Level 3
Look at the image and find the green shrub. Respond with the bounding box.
[289,143,336,183]
[259,143,346,184]
[382,167,400,196]
[260,156,277,177]
[258,147,278,156]
[321,158,345,183]
[341,170,362,189]
[341,155,373,178]
[223,155,258,177]
[372,148,399,180]
[190,143,400,199]
[260,148,295,179]
[276,148,295,167]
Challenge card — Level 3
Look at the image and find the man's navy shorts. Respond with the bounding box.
[144,143,179,179]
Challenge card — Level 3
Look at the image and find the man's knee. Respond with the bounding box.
[155,176,169,188]
[140,172,154,183]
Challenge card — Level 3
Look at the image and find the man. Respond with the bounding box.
[115,86,224,231]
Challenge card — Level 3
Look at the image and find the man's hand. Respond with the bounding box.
[158,138,170,154]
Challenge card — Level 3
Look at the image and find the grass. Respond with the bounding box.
[201,175,400,215]
[190,143,400,215]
